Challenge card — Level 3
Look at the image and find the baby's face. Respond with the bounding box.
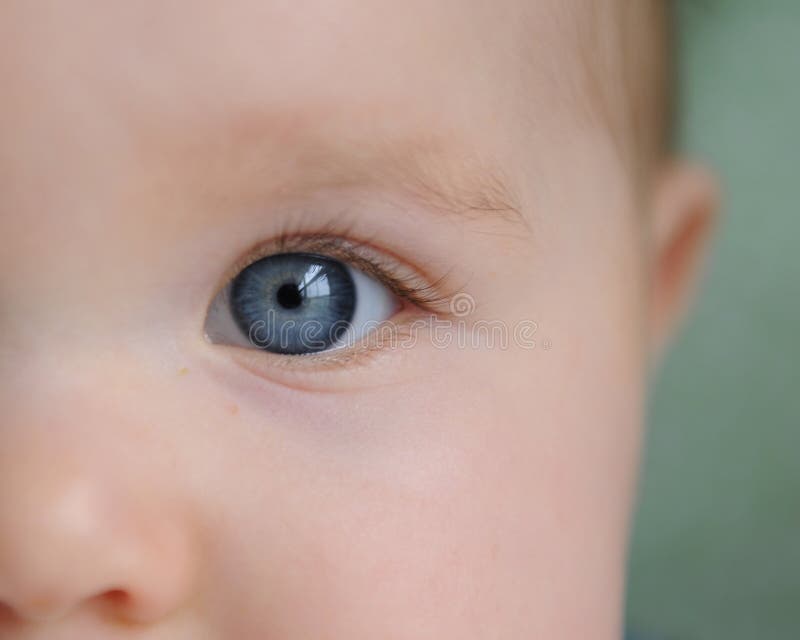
[0,1,657,638]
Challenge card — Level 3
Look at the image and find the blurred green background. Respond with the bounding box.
[625,1,800,638]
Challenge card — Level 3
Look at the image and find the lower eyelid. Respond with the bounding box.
[214,315,432,393]
[260,308,426,367]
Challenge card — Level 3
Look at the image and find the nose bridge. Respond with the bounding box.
[0,336,176,519]
[0,312,187,495]
[0,338,144,450]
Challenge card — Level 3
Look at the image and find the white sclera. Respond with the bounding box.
[329,265,401,351]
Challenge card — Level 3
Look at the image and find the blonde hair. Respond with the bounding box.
[578,0,673,185]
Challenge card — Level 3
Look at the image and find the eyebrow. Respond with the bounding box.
[183,109,530,232]
[350,133,530,230]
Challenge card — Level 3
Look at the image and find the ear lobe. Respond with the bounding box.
[647,161,721,366]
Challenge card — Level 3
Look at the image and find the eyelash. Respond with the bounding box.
[217,220,460,318]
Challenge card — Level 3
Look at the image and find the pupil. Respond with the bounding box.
[276,282,304,310]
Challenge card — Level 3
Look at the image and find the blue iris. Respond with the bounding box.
[230,253,356,354]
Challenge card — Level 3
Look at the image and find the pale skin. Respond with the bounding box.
[0,1,718,639]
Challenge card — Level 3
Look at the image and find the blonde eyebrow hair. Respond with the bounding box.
[355,133,528,228]
[171,106,530,232]
[284,138,529,232]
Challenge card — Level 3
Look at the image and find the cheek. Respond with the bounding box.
[184,336,643,639]
[183,377,522,637]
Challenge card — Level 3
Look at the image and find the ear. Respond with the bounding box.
[646,161,721,366]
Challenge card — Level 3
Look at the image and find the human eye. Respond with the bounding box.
[205,251,399,355]
[204,232,456,365]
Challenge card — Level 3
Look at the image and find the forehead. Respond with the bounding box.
[0,0,588,147]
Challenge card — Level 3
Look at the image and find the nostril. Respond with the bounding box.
[94,587,136,620]
[102,588,130,605]
[95,588,157,625]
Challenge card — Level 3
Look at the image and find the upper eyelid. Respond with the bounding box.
[207,231,461,317]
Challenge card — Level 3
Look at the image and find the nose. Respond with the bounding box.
[0,436,200,626]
